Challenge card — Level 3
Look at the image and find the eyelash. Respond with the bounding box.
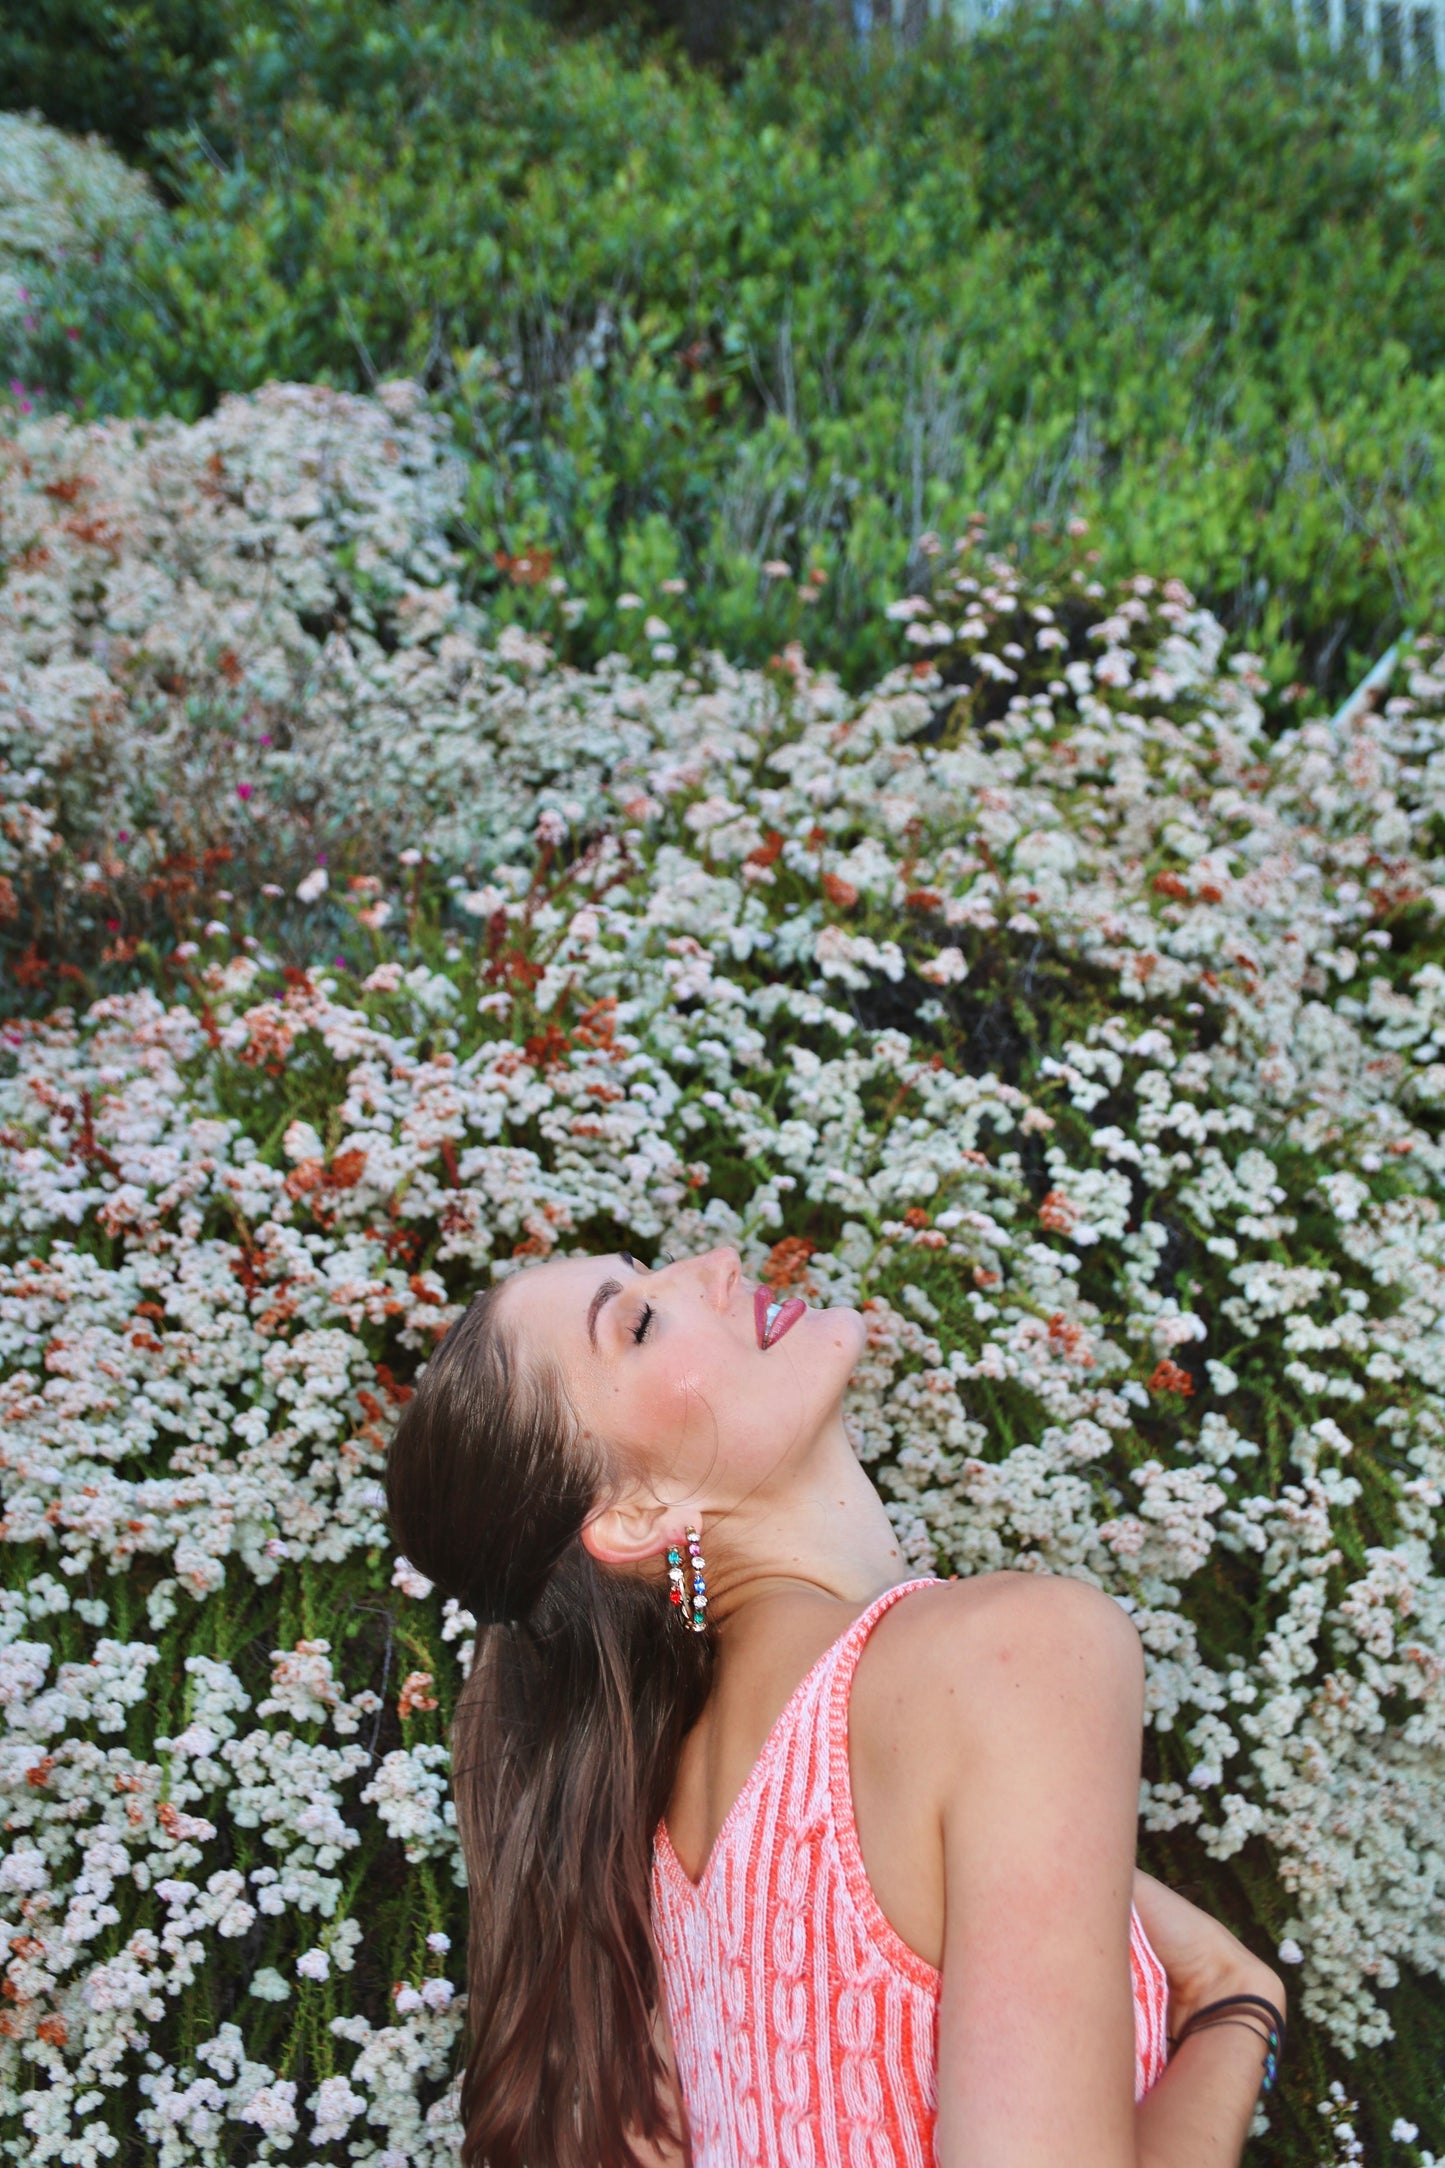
[630,1302,654,1346]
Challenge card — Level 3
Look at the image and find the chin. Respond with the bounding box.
[822,1301,868,1365]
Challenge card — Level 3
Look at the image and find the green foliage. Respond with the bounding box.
[13,0,1445,696]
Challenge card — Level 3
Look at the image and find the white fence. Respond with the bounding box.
[831,0,1445,103]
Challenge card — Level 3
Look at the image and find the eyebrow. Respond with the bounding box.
[586,1253,640,1353]
[586,1277,623,1353]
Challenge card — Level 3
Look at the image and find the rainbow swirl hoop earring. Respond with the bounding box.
[667,1524,708,1633]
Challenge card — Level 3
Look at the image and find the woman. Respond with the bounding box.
[384,1242,1286,2168]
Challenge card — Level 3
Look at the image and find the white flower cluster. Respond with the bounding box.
[0,1568,463,2163]
[5,382,1445,2152]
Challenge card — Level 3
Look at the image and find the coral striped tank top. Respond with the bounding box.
[651,1576,1170,2168]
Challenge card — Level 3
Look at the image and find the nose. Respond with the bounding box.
[702,1243,741,1309]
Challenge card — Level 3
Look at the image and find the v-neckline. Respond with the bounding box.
[654,1577,938,1898]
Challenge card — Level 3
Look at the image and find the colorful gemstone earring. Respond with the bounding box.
[667,1524,708,1633]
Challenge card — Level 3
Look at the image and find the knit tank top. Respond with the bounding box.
[650,1575,1171,2168]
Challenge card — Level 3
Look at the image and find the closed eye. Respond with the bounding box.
[630,1302,654,1345]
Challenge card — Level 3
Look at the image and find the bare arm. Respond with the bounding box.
[930,1574,1275,2168]
[933,1574,1144,2166]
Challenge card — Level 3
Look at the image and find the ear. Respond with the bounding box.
[579,1493,681,1569]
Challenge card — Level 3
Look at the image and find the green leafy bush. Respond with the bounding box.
[12,0,1445,700]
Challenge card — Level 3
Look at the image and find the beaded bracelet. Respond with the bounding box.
[1168,1993,1286,2095]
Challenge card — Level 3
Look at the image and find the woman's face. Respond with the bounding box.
[498,1243,866,1526]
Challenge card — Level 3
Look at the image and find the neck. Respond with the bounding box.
[703,1419,917,1628]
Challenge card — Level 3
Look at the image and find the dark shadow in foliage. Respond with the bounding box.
[540,0,805,70]
[0,0,231,169]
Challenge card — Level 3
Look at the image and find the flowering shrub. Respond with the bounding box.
[0,114,164,419]
[0,374,720,983]
[4,380,1445,2159]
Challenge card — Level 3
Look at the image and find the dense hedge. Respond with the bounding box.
[6,0,1445,700]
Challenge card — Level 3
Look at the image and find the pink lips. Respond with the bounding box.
[754,1283,807,1350]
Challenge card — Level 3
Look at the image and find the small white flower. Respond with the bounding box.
[296,866,329,903]
[460,883,508,917]
[393,1556,435,1600]
[311,2073,366,2144]
[918,945,968,986]
[241,2081,299,2136]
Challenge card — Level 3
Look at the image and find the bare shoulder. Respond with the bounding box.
[852,1572,1144,1789]
[867,1569,1143,1682]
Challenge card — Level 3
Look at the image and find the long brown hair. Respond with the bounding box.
[383,1280,715,2168]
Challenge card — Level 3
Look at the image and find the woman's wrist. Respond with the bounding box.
[1169,1954,1286,2040]
[1137,1971,1286,2168]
